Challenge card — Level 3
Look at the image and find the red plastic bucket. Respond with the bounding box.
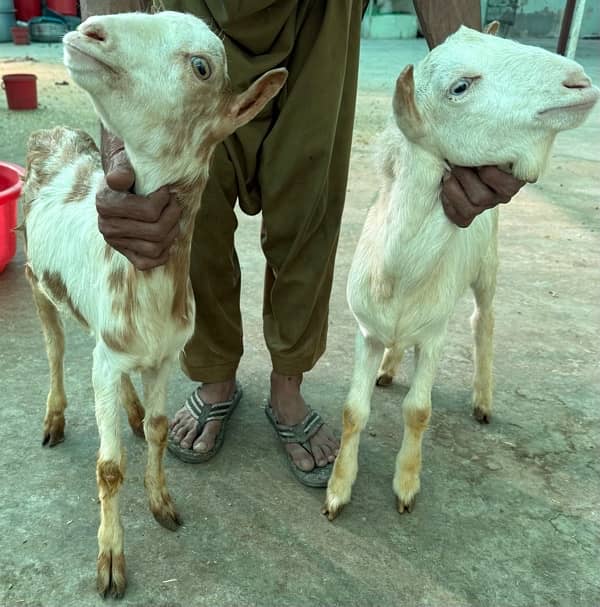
[11,26,30,44]
[46,0,77,15]
[2,74,37,110]
[0,162,24,274]
[13,0,41,22]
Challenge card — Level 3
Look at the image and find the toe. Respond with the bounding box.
[311,443,328,468]
[192,420,219,453]
[179,427,199,449]
[286,443,315,472]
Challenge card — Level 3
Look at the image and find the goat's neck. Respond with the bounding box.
[385,139,447,237]
[122,143,213,314]
[378,138,449,278]
[124,142,212,238]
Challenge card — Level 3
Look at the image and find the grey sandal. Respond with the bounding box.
[265,401,333,488]
[167,382,242,463]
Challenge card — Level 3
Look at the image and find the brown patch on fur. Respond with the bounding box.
[121,374,145,437]
[42,270,67,302]
[96,460,124,499]
[404,406,431,431]
[64,161,95,203]
[342,408,360,437]
[41,270,89,328]
[146,415,168,450]
[101,330,129,353]
[107,266,127,294]
[393,65,423,141]
[164,181,206,325]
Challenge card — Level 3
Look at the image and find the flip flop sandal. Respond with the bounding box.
[265,401,333,488]
[167,382,242,463]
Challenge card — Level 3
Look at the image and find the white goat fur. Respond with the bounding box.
[22,11,286,597]
[323,25,599,519]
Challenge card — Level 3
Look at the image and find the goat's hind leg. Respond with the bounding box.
[121,374,145,438]
[27,269,67,447]
[471,258,496,424]
[142,360,181,530]
[322,331,384,520]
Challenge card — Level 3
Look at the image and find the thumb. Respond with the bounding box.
[105,149,135,192]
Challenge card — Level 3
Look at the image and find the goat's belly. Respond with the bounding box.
[352,290,457,348]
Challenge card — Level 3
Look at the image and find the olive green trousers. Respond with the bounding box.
[162,1,364,381]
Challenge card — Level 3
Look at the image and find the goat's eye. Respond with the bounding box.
[450,78,472,96]
[191,56,211,80]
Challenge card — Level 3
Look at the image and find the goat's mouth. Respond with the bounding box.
[64,41,118,75]
[537,96,598,116]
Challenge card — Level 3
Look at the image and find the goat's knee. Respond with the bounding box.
[97,458,125,499]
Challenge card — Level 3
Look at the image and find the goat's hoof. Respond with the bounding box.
[376,374,393,387]
[42,427,64,447]
[321,496,346,521]
[473,406,491,424]
[396,495,416,514]
[97,550,126,599]
[151,500,182,531]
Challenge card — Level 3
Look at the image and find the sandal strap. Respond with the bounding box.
[185,386,239,424]
[266,404,324,444]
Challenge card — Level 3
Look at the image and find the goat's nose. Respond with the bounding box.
[562,72,591,89]
[80,23,107,43]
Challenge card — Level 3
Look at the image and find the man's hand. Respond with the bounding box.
[98,134,181,270]
[441,166,527,228]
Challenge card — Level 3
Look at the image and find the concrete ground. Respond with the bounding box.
[1,35,599,607]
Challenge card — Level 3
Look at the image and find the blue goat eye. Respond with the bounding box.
[450,78,472,96]
[191,56,211,80]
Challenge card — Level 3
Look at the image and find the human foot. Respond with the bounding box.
[168,379,239,458]
[269,372,339,474]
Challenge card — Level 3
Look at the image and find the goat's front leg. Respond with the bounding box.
[322,331,384,521]
[394,337,444,513]
[142,360,181,531]
[92,344,126,598]
[471,262,496,424]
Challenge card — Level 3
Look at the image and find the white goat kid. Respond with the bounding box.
[22,11,286,597]
[322,24,598,520]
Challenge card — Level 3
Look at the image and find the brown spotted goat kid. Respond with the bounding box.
[22,11,286,598]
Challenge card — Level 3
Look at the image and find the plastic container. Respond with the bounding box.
[0,162,24,274]
[0,9,16,41]
[29,15,68,41]
[13,0,41,22]
[46,0,77,15]
[11,25,29,43]
[2,74,37,110]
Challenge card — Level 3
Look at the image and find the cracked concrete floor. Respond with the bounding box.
[1,37,599,607]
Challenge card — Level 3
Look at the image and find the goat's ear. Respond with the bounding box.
[484,20,500,36]
[393,65,424,141]
[219,68,288,137]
